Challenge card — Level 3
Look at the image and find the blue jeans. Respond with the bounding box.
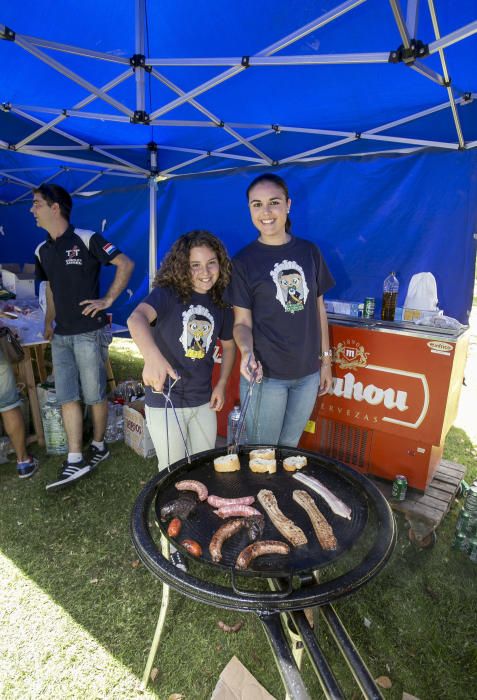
[240,371,320,448]
[51,328,112,406]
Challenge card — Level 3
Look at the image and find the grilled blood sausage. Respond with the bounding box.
[235,540,290,570]
[181,539,203,557]
[160,492,198,521]
[167,517,182,538]
[207,495,255,508]
[209,515,265,562]
[175,479,208,501]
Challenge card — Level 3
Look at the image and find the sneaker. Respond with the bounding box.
[17,456,39,479]
[84,444,110,472]
[45,459,89,492]
[170,548,187,572]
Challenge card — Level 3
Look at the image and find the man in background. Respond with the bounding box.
[32,184,134,492]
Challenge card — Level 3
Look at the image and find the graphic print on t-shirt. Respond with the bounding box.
[180,304,215,360]
[270,259,309,314]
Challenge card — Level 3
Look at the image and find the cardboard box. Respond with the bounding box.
[325,299,361,317]
[403,308,441,322]
[123,400,156,458]
[1,263,36,299]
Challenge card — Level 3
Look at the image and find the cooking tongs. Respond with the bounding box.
[227,356,259,455]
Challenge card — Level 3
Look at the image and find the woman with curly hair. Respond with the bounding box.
[128,230,236,472]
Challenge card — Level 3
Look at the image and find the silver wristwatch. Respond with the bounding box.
[320,349,333,359]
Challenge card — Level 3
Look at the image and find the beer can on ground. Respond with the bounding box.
[391,475,407,501]
[363,297,375,319]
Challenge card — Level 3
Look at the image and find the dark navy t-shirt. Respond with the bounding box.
[143,286,234,409]
[35,225,121,335]
[229,236,334,380]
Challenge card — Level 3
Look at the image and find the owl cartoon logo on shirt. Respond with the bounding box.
[270,260,309,314]
[180,305,214,360]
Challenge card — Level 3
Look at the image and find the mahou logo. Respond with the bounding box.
[328,365,429,429]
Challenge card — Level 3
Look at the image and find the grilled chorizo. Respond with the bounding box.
[175,479,208,501]
[181,538,203,558]
[167,517,182,538]
[235,540,290,570]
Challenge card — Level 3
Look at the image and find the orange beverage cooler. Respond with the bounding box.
[299,317,469,491]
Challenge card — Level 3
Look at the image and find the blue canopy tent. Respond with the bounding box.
[1,0,476,324]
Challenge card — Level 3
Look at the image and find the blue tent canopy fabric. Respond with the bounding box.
[0,1,476,324]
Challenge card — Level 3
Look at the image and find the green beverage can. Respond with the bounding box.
[468,537,477,563]
[456,509,471,535]
[451,531,467,551]
[391,475,407,501]
[363,297,375,319]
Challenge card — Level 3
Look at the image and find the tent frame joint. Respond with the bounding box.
[131,110,150,124]
[241,56,250,68]
[389,39,429,65]
[0,26,15,41]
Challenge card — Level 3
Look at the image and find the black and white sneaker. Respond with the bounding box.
[84,444,110,471]
[46,459,89,492]
[170,547,187,572]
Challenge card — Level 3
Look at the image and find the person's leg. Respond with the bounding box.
[0,348,38,478]
[2,406,28,462]
[186,403,217,455]
[240,375,288,445]
[60,402,83,452]
[146,405,190,471]
[90,401,108,442]
[51,334,82,451]
[279,371,320,447]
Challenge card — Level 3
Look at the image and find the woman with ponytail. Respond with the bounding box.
[229,173,334,447]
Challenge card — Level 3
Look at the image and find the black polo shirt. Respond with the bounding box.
[35,225,121,335]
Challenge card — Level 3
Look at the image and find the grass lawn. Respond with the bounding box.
[1,339,476,699]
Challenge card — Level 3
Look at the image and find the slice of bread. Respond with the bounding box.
[283,455,307,472]
[249,447,276,461]
[249,457,277,474]
[214,453,241,472]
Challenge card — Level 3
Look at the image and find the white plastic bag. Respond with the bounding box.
[404,272,438,311]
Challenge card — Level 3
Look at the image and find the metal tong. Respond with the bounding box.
[227,355,259,455]
[152,373,191,467]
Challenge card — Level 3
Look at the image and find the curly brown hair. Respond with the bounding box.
[153,230,232,306]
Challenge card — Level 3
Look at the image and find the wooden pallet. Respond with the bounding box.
[371,459,466,544]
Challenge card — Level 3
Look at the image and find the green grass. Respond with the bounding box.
[1,339,476,699]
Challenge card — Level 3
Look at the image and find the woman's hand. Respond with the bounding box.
[142,355,178,394]
[240,351,263,383]
[318,362,332,395]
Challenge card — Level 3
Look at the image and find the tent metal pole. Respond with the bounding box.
[149,0,365,120]
[72,173,104,194]
[9,168,65,203]
[148,52,389,66]
[406,0,420,37]
[12,32,130,64]
[135,0,146,113]
[15,71,132,149]
[428,20,477,52]
[148,175,158,292]
[388,0,411,47]
[14,35,134,118]
[149,69,273,163]
[427,0,465,148]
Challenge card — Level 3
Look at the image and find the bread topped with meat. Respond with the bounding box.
[249,457,277,474]
[283,455,307,472]
[214,453,241,472]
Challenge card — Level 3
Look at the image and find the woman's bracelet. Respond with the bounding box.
[319,349,333,360]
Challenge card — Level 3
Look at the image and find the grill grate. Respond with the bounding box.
[317,418,372,473]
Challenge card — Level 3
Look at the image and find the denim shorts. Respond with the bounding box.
[0,347,21,413]
[51,328,112,406]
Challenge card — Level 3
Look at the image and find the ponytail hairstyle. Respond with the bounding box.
[246,173,292,233]
[153,230,232,307]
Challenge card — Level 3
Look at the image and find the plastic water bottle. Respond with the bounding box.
[0,436,11,464]
[227,404,246,446]
[105,401,118,443]
[381,272,399,321]
[42,392,68,455]
[115,402,124,442]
